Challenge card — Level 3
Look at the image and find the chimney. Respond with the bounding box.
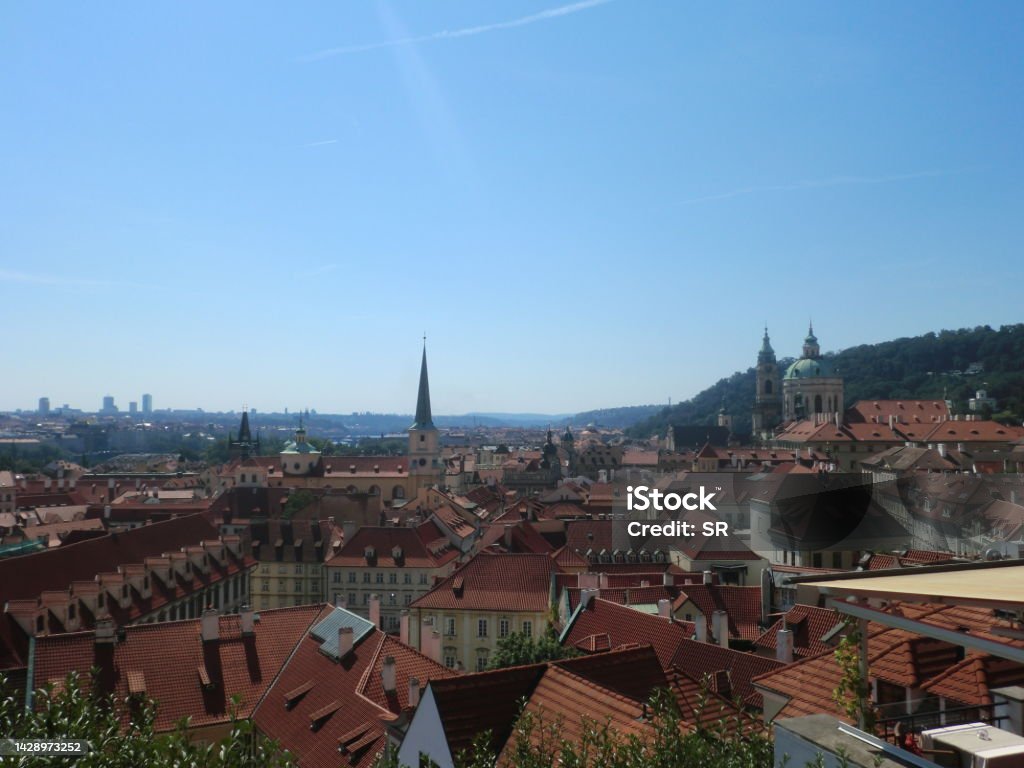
[44,477,52,490]
[338,625,354,658]
[104,505,111,520]
[702,570,713,586]
[200,608,219,642]
[239,605,255,635]
[420,619,433,656]
[776,628,794,663]
[579,572,599,590]
[695,613,708,642]
[712,610,729,647]
[107,478,115,501]
[408,676,420,708]
[334,593,347,608]
[400,610,410,645]
[598,572,609,589]
[95,618,116,645]
[381,656,396,694]
[580,588,598,609]
[504,524,513,549]
[430,630,442,664]
[341,520,355,542]
[938,443,947,458]
[662,571,673,587]
[657,599,671,619]
[369,594,381,628]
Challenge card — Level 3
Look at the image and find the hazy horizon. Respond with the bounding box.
[4,1,1023,413]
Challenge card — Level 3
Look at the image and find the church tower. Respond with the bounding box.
[752,327,782,439]
[408,341,441,488]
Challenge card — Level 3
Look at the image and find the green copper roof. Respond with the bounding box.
[411,344,435,430]
[784,357,837,380]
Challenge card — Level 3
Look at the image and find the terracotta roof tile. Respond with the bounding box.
[411,553,557,612]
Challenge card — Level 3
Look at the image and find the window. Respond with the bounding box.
[348,572,357,584]
[68,603,77,620]
[521,620,532,638]
[362,593,369,606]
[332,572,341,584]
[262,581,269,592]
[832,552,842,569]
[388,593,397,606]
[443,650,457,669]
[278,565,287,574]
[477,619,488,638]
[294,581,302,592]
[261,565,270,574]
[388,573,397,584]
[499,618,510,638]
[812,552,822,568]
[278,579,286,590]
[349,592,357,605]
[375,573,384,584]
[445,618,456,636]
[419,574,428,585]
[476,652,489,672]
[363,573,371,584]
[404,593,412,605]
[403,573,412,585]
[295,564,304,574]
[98,592,105,608]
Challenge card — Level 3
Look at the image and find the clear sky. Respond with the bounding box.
[2,1,1022,415]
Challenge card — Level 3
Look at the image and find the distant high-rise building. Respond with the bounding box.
[129,401,138,415]
[142,393,153,415]
[38,397,50,415]
[101,395,117,414]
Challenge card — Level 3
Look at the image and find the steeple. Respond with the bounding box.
[758,325,776,364]
[412,340,435,430]
[238,408,252,443]
[802,321,820,359]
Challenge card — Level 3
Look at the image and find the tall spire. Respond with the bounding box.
[238,408,252,443]
[413,340,434,430]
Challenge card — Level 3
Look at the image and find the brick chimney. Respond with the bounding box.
[400,610,410,645]
[239,605,255,636]
[381,656,396,693]
[712,610,728,647]
[200,608,219,642]
[338,625,354,658]
[95,618,116,645]
[369,594,381,628]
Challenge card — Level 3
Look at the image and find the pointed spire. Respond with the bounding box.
[413,340,435,430]
[238,409,252,443]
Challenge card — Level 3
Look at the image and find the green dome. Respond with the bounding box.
[784,357,837,380]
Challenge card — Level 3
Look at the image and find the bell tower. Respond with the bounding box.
[752,326,782,439]
[408,339,441,488]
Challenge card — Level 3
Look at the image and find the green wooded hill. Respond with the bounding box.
[629,324,1024,439]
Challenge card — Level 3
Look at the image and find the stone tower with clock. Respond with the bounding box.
[752,326,782,440]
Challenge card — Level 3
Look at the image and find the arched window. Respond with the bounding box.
[814,394,823,413]
[764,380,773,395]
[392,485,406,500]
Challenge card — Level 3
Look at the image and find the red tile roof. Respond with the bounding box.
[674,585,764,640]
[31,605,325,731]
[410,553,557,612]
[253,612,454,768]
[755,604,841,659]
[326,521,458,570]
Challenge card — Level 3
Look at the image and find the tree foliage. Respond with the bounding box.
[487,631,578,670]
[0,671,293,767]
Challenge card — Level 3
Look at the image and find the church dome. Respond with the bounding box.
[784,357,837,380]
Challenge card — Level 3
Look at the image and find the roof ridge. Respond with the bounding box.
[544,664,646,709]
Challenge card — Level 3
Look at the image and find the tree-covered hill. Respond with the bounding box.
[629,324,1024,438]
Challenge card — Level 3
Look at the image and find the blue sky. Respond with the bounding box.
[2,1,1022,415]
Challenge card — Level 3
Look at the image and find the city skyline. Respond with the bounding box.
[3,1,1024,413]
